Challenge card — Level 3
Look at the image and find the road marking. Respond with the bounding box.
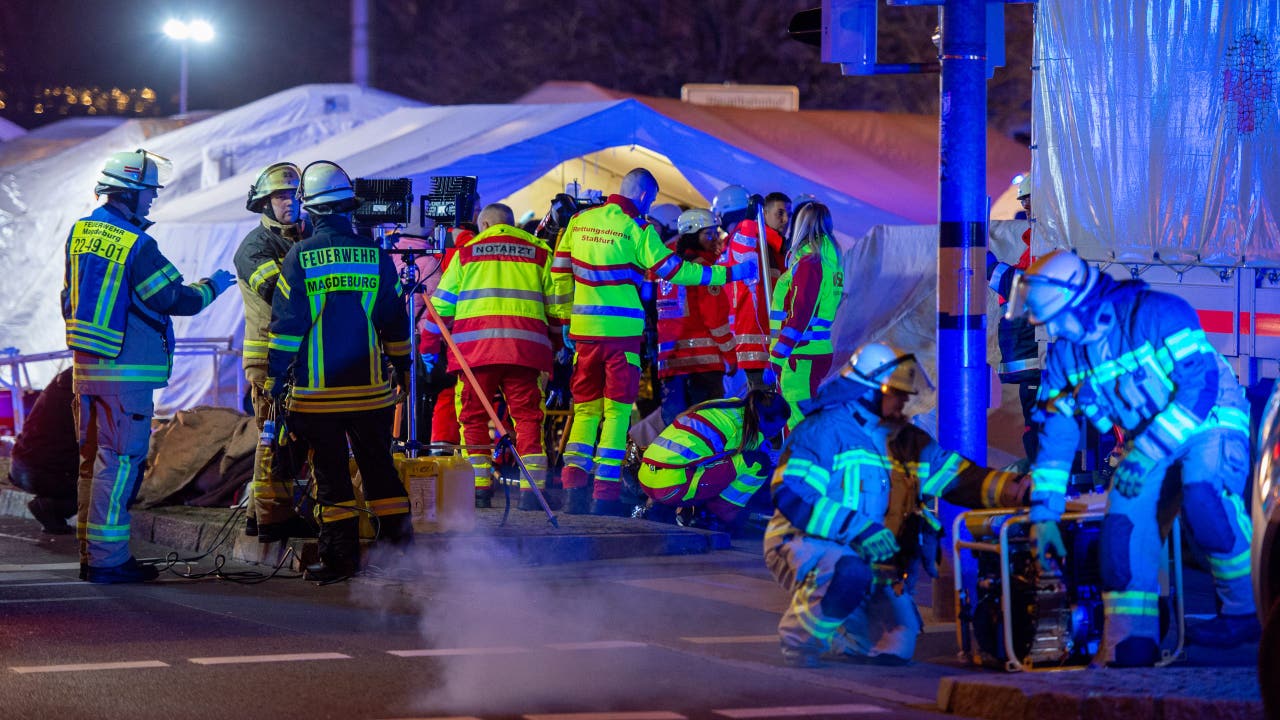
[0,596,108,604]
[545,641,647,651]
[389,646,527,657]
[525,713,685,720]
[0,562,81,572]
[11,660,168,674]
[0,533,42,544]
[714,705,889,718]
[188,652,350,665]
[680,635,777,645]
[0,581,87,588]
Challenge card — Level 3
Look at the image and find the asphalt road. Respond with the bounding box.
[0,515,991,720]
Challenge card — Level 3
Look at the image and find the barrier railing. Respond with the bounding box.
[1,338,241,435]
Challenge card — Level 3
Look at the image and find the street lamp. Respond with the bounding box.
[163,18,214,115]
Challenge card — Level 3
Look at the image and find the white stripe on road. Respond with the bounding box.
[680,635,777,645]
[0,563,81,572]
[714,705,890,718]
[545,641,647,651]
[526,713,685,720]
[11,660,169,674]
[389,647,527,657]
[188,652,350,665]
[0,596,108,604]
[0,581,88,588]
[0,533,42,544]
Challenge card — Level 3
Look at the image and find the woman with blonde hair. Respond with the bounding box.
[767,202,843,427]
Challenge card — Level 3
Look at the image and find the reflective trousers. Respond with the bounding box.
[562,338,641,501]
[431,377,462,446]
[287,407,411,565]
[778,353,832,430]
[638,452,767,522]
[459,364,546,491]
[249,383,303,526]
[74,391,153,568]
[1098,427,1254,663]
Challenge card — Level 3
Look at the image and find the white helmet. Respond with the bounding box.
[646,203,682,233]
[841,342,934,395]
[677,208,718,235]
[247,162,301,213]
[1006,249,1098,325]
[711,184,751,218]
[298,160,355,210]
[1017,173,1032,200]
[96,149,169,194]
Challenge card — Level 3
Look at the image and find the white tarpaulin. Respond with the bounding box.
[1033,0,1280,265]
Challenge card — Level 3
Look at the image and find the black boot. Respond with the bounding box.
[376,513,415,550]
[27,497,73,535]
[475,488,494,509]
[518,489,544,511]
[564,487,592,514]
[305,518,359,583]
[590,498,631,517]
[85,557,160,584]
[257,515,320,544]
[244,515,259,537]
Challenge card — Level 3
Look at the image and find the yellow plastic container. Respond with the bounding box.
[394,453,476,534]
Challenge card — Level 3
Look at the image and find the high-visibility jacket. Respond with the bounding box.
[768,235,843,365]
[986,227,1039,382]
[423,223,560,374]
[234,216,303,382]
[769,371,1023,575]
[62,204,221,395]
[267,215,411,413]
[656,243,733,378]
[724,219,785,370]
[550,195,728,341]
[641,398,763,472]
[1030,276,1251,516]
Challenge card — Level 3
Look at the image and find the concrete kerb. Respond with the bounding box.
[937,668,1264,720]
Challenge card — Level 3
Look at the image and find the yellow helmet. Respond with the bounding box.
[246,162,301,213]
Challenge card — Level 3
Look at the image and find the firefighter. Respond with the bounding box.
[64,149,235,583]
[766,343,1030,667]
[234,161,316,543]
[713,185,786,388]
[639,388,789,532]
[768,202,843,428]
[550,168,758,516]
[986,173,1040,458]
[421,203,561,511]
[266,160,413,583]
[656,208,735,426]
[1009,249,1258,664]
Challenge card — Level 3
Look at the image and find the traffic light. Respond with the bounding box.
[788,0,1005,78]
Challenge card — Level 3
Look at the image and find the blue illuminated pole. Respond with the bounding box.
[937,0,988,466]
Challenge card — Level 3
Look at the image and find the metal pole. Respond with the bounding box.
[351,0,370,87]
[937,0,988,465]
[178,42,189,115]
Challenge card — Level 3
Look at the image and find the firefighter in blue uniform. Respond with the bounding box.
[266,160,413,583]
[766,343,1030,667]
[63,149,235,583]
[1009,249,1257,665]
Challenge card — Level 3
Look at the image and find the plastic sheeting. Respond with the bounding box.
[1033,0,1280,265]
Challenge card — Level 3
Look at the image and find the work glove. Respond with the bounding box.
[264,377,287,402]
[725,257,760,284]
[739,448,773,477]
[1112,446,1158,498]
[1031,520,1067,567]
[761,363,780,389]
[207,268,235,296]
[561,325,576,353]
[421,353,438,374]
[851,523,900,563]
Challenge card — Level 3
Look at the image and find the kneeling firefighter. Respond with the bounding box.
[638,388,789,531]
[266,161,414,582]
[765,343,1030,667]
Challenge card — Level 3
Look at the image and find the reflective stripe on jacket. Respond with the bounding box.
[550,196,728,341]
[641,399,760,473]
[725,219,785,370]
[267,215,410,413]
[234,217,301,378]
[768,235,842,363]
[62,204,219,394]
[656,243,733,378]
[422,223,558,374]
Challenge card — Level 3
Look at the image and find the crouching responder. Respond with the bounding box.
[266,160,413,583]
[64,149,235,583]
[551,168,758,516]
[638,388,789,532]
[1009,249,1257,664]
[422,203,561,511]
[766,343,1030,667]
[234,161,316,543]
[655,208,734,426]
